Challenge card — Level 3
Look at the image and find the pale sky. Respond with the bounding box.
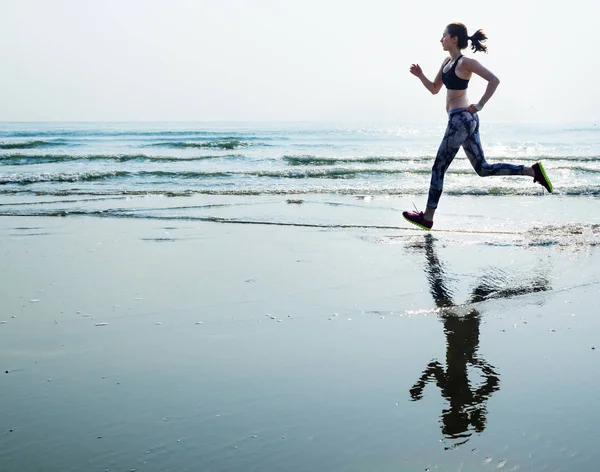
[1,0,598,123]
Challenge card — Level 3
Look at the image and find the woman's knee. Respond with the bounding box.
[475,164,492,177]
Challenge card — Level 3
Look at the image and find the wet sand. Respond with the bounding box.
[1,195,600,471]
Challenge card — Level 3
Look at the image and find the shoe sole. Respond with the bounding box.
[402,214,432,231]
[537,162,553,193]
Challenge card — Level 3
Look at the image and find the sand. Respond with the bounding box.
[1,194,600,471]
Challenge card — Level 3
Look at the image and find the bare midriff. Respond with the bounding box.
[446,89,469,112]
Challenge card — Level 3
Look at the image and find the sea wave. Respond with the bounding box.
[3,153,600,168]
[0,168,476,184]
[0,130,249,138]
[0,153,244,165]
[283,155,432,165]
[0,171,234,184]
[0,140,70,150]
[283,154,600,166]
[556,165,600,174]
[146,139,253,150]
[2,185,599,197]
[247,168,441,178]
[0,171,131,184]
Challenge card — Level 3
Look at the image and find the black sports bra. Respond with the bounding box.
[442,56,469,90]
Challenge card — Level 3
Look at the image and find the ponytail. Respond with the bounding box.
[447,23,488,53]
[469,29,488,53]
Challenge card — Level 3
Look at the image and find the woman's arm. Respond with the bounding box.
[463,58,500,113]
[410,61,446,95]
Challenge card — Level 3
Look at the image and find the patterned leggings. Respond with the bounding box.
[427,109,524,209]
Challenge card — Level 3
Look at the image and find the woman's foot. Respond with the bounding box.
[402,210,434,230]
[532,162,553,193]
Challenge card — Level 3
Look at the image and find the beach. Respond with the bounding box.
[2,190,600,471]
[4,0,600,466]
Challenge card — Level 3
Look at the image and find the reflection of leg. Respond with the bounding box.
[468,268,551,304]
[423,235,454,308]
[409,361,445,401]
[462,115,524,177]
[467,356,501,434]
[472,356,500,401]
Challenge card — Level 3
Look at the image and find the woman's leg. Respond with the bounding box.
[425,113,472,218]
[462,115,526,177]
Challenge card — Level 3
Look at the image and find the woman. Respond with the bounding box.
[402,23,552,231]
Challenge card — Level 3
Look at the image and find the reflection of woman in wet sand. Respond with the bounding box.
[410,311,499,447]
[409,235,549,448]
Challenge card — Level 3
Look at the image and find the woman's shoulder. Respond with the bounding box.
[459,56,481,67]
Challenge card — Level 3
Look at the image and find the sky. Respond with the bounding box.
[1,0,599,123]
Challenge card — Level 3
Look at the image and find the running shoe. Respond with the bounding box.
[532,162,553,193]
[402,210,433,231]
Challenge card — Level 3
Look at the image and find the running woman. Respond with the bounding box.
[402,23,552,231]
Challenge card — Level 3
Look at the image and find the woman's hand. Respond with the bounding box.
[410,64,423,78]
[467,103,483,114]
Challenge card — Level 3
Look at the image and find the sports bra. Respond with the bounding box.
[442,56,469,90]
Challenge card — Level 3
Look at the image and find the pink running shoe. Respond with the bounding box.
[402,210,433,231]
[532,162,553,193]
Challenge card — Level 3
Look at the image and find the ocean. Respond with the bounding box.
[1,121,599,209]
